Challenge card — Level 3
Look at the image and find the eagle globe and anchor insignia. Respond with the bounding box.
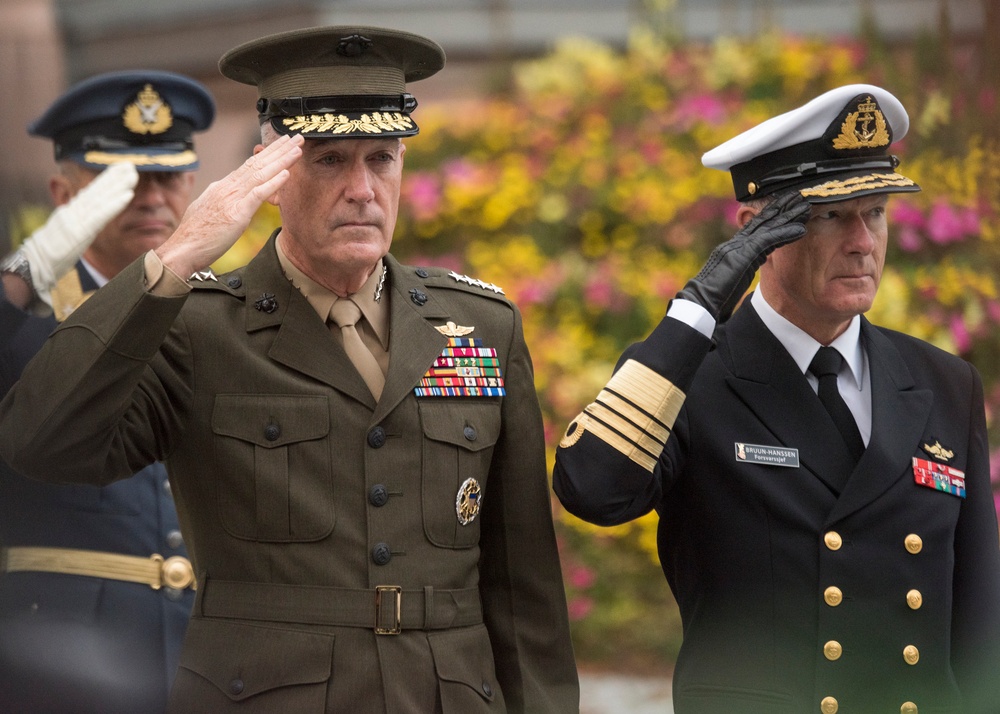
[456,477,482,526]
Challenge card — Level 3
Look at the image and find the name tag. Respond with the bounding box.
[735,443,800,468]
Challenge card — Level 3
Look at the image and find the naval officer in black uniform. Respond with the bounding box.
[554,84,1000,714]
[0,70,214,714]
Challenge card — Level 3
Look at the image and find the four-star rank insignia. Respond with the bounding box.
[122,83,173,135]
[447,271,504,295]
[456,477,482,525]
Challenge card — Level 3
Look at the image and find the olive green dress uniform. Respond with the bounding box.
[0,234,579,712]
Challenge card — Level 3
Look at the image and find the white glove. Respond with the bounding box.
[16,161,139,307]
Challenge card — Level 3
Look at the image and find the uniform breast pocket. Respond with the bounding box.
[211,394,334,542]
[419,401,501,549]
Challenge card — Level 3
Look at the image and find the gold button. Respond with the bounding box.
[821,696,839,713]
[748,181,758,195]
[823,640,843,661]
[901,702,918,714]
[824,532,843,551]
[904,534,923,554]
[906,589,923,610]
[903,645,920,665]
[824,586,843,606]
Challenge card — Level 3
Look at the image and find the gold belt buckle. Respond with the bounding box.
[152,554,196,590]
[375,585,402,635]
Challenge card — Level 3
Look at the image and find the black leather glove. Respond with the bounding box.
[676,190,811,323]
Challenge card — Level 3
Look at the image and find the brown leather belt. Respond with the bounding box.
[198,578,482,635]
[1,546,196,590]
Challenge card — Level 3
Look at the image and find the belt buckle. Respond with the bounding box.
[375,585,402,635]
[151,554,196,591]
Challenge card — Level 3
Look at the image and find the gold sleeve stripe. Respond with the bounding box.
[604,359,686,428]
[557,359,686,473]
[585,400,666,459]
[584,416,659,473]
[597,390,671,444]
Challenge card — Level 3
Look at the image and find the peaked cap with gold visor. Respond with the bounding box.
[28,70,215,172]
[702,83,920,204]
[219,25,445,140]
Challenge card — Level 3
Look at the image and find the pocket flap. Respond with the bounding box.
[428,626,498,702]
[179,618,332,701]
[420,402,501,452]
[212,394,329,448]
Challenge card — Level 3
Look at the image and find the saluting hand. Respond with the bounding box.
[676,190,811,323]
[13,161,138,310]
[155,133,304,278]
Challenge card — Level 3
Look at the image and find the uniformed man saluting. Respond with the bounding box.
[554,84,1000,714]
[0,70,213,714]
[0,27,579,713]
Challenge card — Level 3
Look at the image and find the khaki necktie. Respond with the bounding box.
[329,298,385,399]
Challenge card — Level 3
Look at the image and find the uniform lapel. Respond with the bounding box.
[243,234,375,408]
[372,255,450,423]
[826,320,933,524]
[722,301,857,492]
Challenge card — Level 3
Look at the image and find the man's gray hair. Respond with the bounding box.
[260,122,279,146]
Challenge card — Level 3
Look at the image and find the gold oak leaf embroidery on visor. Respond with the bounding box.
[282,112,414,134]
[82,150,198,168]
[800,173,916,199]
[559,359,686,472]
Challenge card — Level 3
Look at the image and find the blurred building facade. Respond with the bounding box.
[0,0,989,250]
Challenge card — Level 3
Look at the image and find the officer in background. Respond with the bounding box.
[0,28,579,713]
[0,71,214,714]
[554,84,1000,713]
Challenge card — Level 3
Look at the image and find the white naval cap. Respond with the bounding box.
[702,84,920,204]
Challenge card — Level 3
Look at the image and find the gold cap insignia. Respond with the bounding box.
[456,477,482,525]
[435,321,475,337]
[122,84,173,135]
[921,440,954,462]
[281,112,414,135]
[832,95,890,150]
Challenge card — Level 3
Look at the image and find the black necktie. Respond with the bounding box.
[809,346,865,462]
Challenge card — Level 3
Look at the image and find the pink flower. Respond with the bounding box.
[674,94,727,127]
[584,276,615,309]
[891,200,925,229]
[568,565,597,590]
[403,173,441,220]
[950,313,971,353]
[960,206,980,236]
[895,225,922,253]
[927,202,966,245]
[517,282,553,305]
[568,596,595,621]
